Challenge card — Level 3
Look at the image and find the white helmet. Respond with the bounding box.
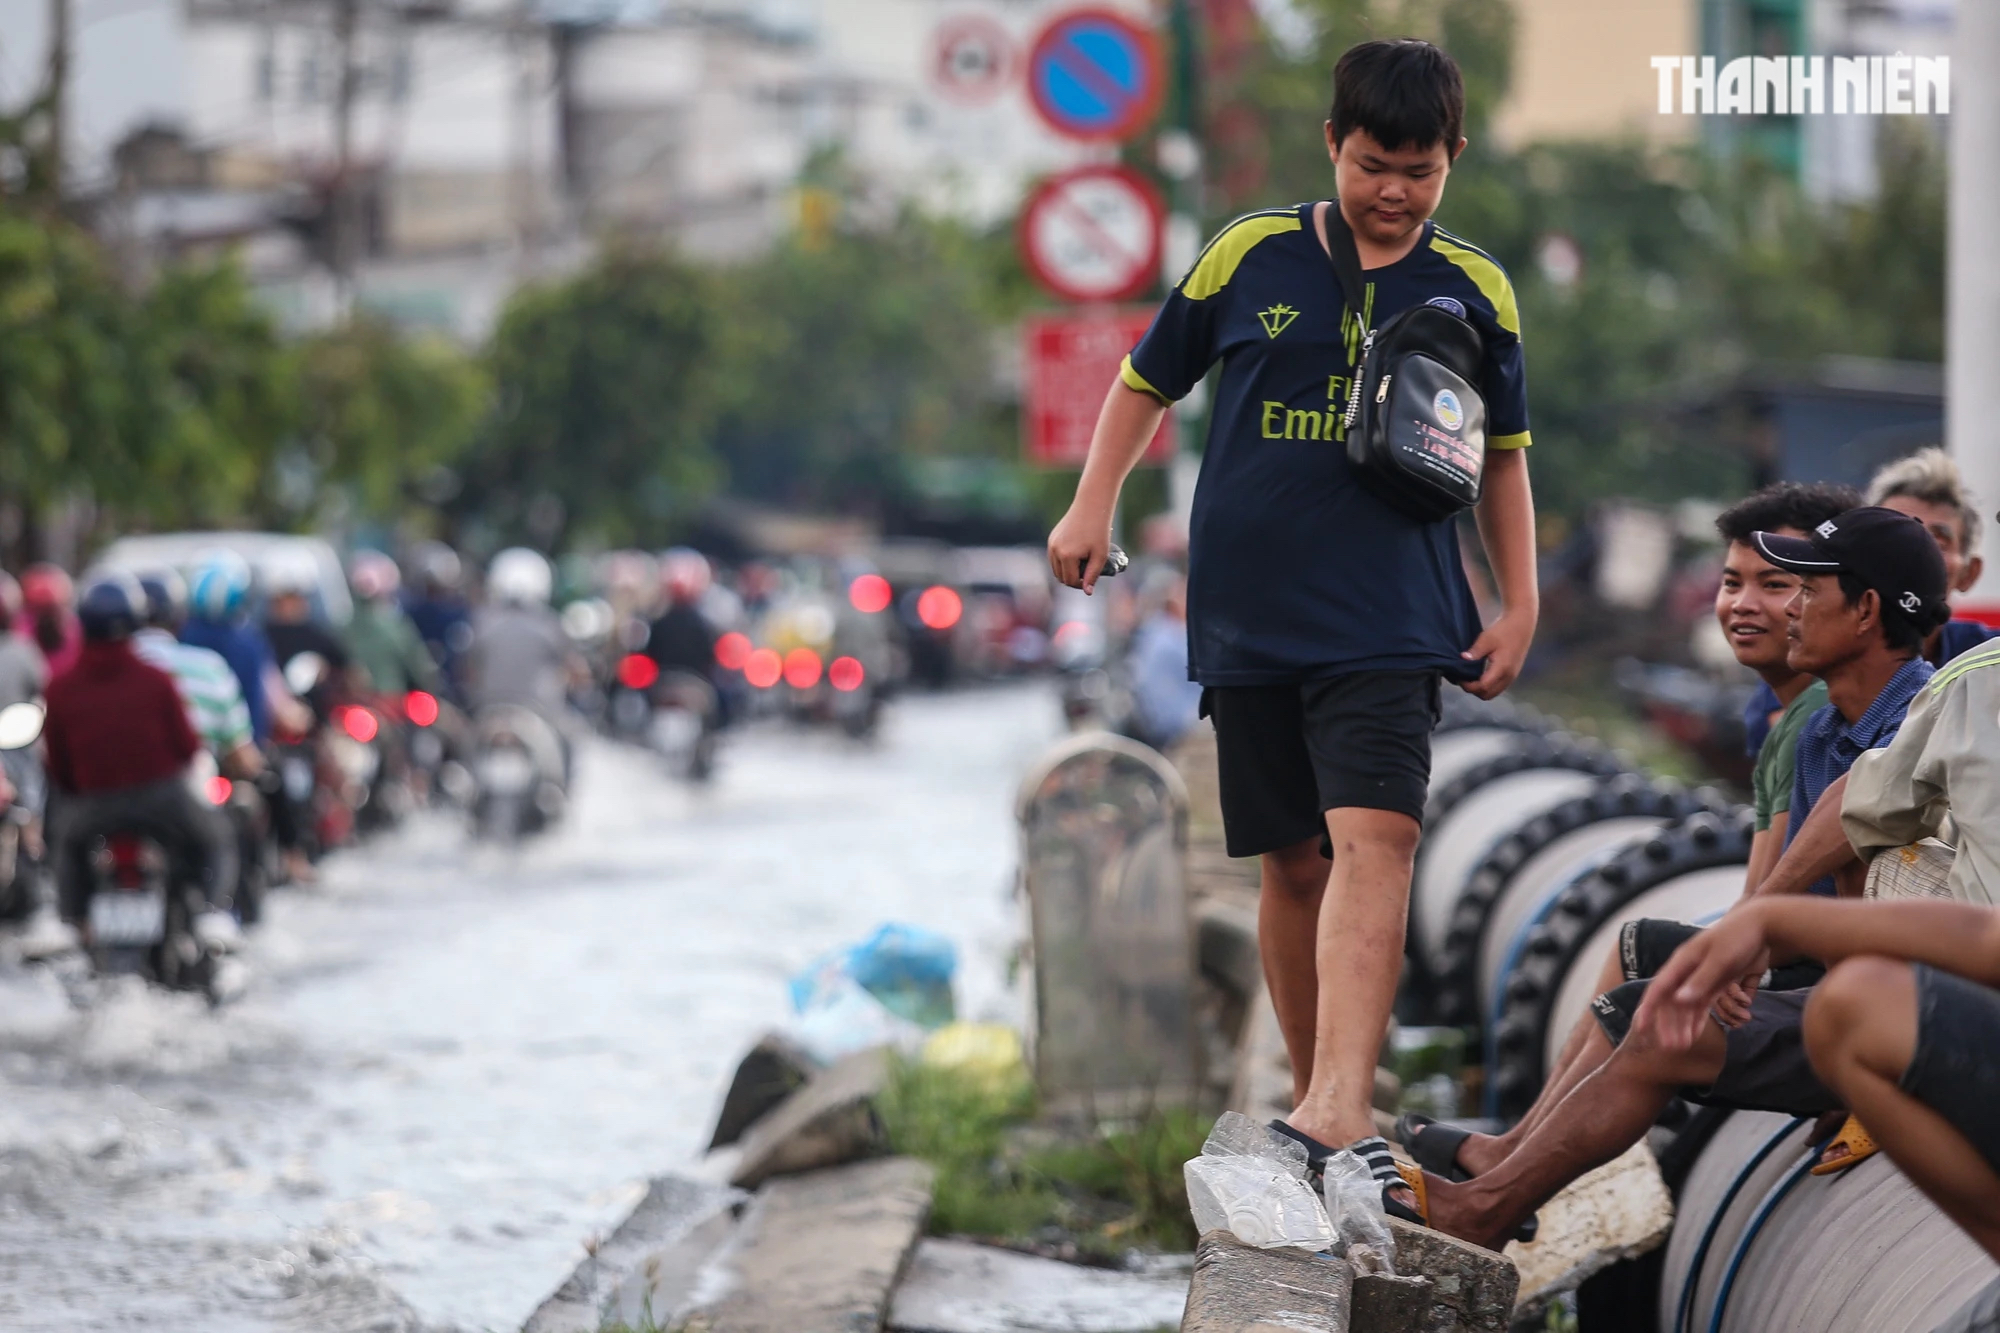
[487,547,553,607]
[261,547,320,599]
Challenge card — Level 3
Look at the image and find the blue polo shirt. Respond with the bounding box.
[1122,205,1530,687]
[1787,655,1934,893]
[1743,618,1999,756]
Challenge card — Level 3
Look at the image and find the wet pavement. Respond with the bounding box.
[0,684,1059,1332]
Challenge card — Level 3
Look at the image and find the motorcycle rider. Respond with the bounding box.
[645,549,720,680]
[262,551,353,722]
[404,541,474,702]
[345,550,442,697]
[20,563,80,680]
[0,572,49,707]
[44,575,238,950]
[465,548,580,783]
[133,570,265,784]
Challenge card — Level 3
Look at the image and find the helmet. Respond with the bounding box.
[20,563,73,615]
[0,572,20,631]
[411,541,463,596]
[349,549,401,602]
[487,547,553,607]
[188,550,254,623]
[261,547,319,599]
[661,548,712,605]
[135,567,188,629]
[77,573,145,643]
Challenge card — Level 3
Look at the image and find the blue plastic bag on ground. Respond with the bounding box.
[789,923,958,1030]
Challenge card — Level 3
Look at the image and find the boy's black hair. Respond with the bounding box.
[1715,482,1862,546]
[1832,570,1926,654]
[1330,40,1465,154]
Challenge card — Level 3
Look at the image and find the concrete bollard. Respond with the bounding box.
[1180,1230,1353,1332]
[1017,732,1200,1116]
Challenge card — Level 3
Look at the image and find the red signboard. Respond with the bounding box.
[1023,308,1173,467]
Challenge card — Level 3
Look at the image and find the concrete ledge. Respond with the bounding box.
[1180,1230,1352,1333]
[1504,1140,1672,1322]
[701,1156,935,1333]
[1383,1219,1517,1333]
[729,1045,890,1190]
[1350,1272,1433,1333]
[522,1175,741,1333]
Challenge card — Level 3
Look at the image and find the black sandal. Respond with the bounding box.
[1392,1114,1539,1243]
[1269,1121,1429,1221]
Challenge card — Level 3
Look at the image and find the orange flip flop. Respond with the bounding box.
[1391,1160,1430,1225]
[1810,1115,1880,1175]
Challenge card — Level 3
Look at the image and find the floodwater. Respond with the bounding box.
[0,685,1059,1332]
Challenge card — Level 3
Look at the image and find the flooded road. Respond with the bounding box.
[0,685,1060,1332]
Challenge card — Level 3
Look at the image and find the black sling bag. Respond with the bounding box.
[1322,205,1488,523]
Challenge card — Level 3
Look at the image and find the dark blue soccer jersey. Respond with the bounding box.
[1122,204,1530,686]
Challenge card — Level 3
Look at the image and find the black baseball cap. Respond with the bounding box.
[1752,506,1951,634]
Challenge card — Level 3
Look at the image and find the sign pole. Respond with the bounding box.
[1163,0,1205,534]
[1951,0,2000,620]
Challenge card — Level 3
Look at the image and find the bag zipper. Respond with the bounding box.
[1375,373,1393,405]
[1341,328,1375,432]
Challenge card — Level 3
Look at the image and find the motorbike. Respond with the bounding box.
[0,699,47,921]
[192,751,277,928]
[79,821,227,1001]
[609,654,721,781]
[469,705,568,842]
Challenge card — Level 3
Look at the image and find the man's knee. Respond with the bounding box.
[1325,808,1421,866]
[1804,956,1915,1074]
[1262,838,1328,902]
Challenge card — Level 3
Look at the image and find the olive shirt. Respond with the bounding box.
[1752,679,1829,832]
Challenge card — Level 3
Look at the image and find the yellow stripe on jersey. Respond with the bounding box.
[1932,640,2000,693]
[1430,231,1520,336]
[1181,213,1302,301]
[1490,431,1532,450]
[1120,355,1168,402]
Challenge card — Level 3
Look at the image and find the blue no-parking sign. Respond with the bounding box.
[1025,8,1162,143]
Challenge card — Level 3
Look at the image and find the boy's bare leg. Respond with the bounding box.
[1259,837,1333,1104]
[1427,1016,1729,1249]
[1287,807,1420,1149]
[1806,958,2000,1261]
[1456,946,1622,1175]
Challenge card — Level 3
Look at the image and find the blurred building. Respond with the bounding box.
[1492,0,1695,147]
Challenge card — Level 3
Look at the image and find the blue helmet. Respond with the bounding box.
[188,550,253,623]
[77,573,145,643]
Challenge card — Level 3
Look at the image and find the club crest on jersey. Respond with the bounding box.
[1425,296,1467,318]
[1433,388,1465,432]
[1257,304,1300,338]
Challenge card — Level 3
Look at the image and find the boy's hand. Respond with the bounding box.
[1633,907,1773,1051]
[1459,608,1534,700]
[1048,503,1116,593]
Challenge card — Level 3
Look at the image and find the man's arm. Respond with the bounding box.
[1638,896,2000,1051]
[1748,772,1861,897]
[1742,816,1787,898]
[1047,383,1170,593]
[1461,446,1537,700]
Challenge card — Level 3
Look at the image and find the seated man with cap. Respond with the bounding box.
[1417,506,1951,1251]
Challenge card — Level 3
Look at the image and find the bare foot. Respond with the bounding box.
[1453,1130,1510,1177]
[1420,1175,1514,1253]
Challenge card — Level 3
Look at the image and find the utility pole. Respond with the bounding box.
[42,0,71,208]
[329,0,361,313]
[1161,0,1204,533]
[509,0,539,278]
[1949,0,2000,616]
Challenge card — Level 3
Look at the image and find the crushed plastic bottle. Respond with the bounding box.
[1322,1149,1398,1276]
[1183,1112,1335,1252]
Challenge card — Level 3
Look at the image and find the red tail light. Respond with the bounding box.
[340,706,379,744]
[618,653,660,690]
[405,690,440,727]
[743,648,783,689]
[206,775,233,806]
[829,656,865,692]
[848,574,892,615]
[917,585,962,631]
[715,631,752,671]
[783,648,823,689]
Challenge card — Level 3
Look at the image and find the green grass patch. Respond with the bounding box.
[877,1058,1210,1256]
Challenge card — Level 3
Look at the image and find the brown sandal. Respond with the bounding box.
[1810,1115,1879,1175]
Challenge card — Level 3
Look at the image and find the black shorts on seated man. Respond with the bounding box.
[1419,507,1950,1251]
[1047,38,1540,1228]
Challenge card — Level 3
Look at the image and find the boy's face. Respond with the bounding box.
[1324,126,1463,247]
[1785,572,1874,675]
[1716,534,1805,675]
[1879,494,1982,594]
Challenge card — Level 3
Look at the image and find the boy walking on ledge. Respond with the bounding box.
[1048,38,1538,1225]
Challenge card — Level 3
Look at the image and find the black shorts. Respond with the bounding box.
[1619,919,1825,992]
[1592,979,1841,1116]
[1203,671,1441,859]
[1902,965,2000,1178]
